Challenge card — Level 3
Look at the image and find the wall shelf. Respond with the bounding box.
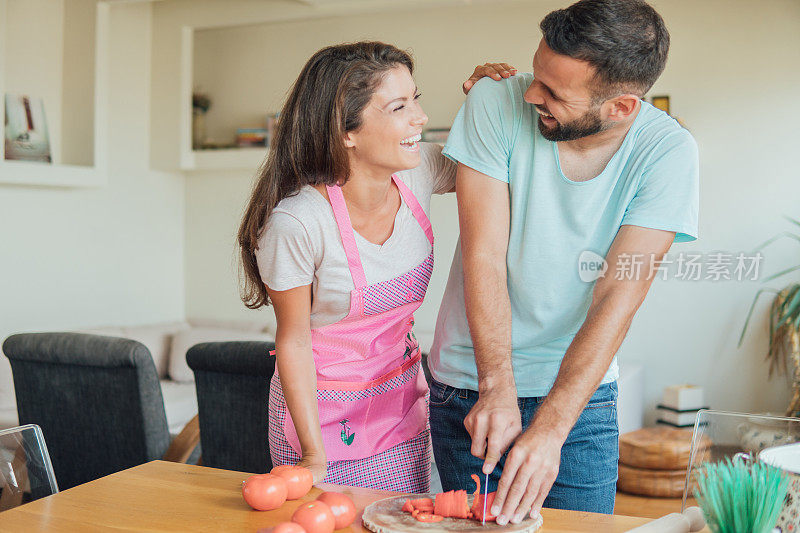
[0,160,105,187]
[183,147,267,172]
[0,0,110,188]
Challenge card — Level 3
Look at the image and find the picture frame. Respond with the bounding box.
[651,95,671,115]
[4,94,52,163]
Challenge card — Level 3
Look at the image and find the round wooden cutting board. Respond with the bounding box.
[362,494,543,533]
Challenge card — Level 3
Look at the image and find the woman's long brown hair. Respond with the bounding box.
[238,42,414,309]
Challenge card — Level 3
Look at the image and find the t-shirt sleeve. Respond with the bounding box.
[419,142,456,194]
[442,77,516,183]
[621,130,700,243]
[256,211,315,291]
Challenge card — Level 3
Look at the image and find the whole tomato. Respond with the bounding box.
[270,465,314,500]
[291,501,335,533]
[316,491,356,529]
[273,522,306,533]
[242,474,288,511]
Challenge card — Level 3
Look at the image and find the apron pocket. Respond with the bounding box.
[283,353,429,461]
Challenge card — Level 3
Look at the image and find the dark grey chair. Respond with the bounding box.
[186,341,275,474]
[2,332,199,490]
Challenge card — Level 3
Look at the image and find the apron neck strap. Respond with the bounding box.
[326,183,368,288]
[325,174,433,289]
[392,174,433,245]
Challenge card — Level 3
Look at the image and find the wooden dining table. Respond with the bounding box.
[0,460,655,532]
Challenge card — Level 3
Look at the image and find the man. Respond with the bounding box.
[429,0,699,525]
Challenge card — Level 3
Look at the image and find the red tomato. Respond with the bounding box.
[242,474,288,511]
[434,489,469,519]
[291,501,335,533]
[271,465,314,500]
[273,522,306,533]
[316,491,357,529]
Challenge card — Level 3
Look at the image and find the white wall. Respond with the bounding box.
[1,0,794,424]
[181,0,800,421]
[182,0,800,421]
[0,2,186,406]
[4,0,64,162]
[61,0,96,167]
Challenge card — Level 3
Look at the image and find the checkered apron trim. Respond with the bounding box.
[362,252,434,316]
[268,371,432,493]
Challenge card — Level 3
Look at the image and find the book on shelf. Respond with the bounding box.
[4,94,52,163]
[236,128,266,147]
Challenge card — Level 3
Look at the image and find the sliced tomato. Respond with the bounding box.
[410,498,434,508]
[401,500,415,513]
[452,490,469,518]
[471,474,481,497]
[470,492,497,522]
[433,490,450,517]
[415,513,444,523]
[433,490,469,519]
[468,472,497,521]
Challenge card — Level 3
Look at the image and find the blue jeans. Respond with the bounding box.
[429,379,619,514]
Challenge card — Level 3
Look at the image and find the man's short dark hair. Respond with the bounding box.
[540,0,669,100]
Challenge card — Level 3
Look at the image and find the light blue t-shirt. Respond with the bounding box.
[429,73,699,397]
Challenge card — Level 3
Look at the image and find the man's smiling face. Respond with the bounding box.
[523,39,613,142]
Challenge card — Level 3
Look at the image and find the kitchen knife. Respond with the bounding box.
[482,472,488,525]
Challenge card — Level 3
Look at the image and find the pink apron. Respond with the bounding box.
[272,174,433,466]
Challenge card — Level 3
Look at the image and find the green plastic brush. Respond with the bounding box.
[693,458,789,533]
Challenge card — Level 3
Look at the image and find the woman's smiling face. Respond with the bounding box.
[343,65,428,174]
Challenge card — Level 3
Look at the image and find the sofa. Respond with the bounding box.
[0,322,642,492]
[0,319,275,437]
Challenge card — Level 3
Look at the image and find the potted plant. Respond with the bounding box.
[192,92,211,149]
[740,216,800,417]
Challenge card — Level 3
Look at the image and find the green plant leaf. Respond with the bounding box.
[345,433,355,446]
[752,230,800,253]
[768,296,778,353]
[738,288,780,346]
[777,286,799,316]
[764,264,800,282]
[783,215,800,229]
[776,284,800,327]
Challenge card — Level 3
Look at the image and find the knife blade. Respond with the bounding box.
[482,472,488,525]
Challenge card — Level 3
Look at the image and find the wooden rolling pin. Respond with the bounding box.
[625,506,705,533]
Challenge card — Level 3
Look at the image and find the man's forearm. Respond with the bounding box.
[531,291,639,441]
[462,254,515,392]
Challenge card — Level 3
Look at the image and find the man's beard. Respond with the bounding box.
[537,106,610,142]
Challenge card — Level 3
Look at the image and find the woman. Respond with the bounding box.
[238,41,515,493]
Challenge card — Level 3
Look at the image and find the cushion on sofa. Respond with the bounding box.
[77,323,189,379]
[188,318,269,334]
[121,322,190,379]
[169,327,275,382]
[160,379,198,437]
[78,327,126,338]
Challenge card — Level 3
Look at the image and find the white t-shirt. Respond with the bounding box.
[256,143,455,329]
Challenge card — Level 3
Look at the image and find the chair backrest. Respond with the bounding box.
[186,341,275,473]
[2,333,170,490]
[0,424,58,511]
